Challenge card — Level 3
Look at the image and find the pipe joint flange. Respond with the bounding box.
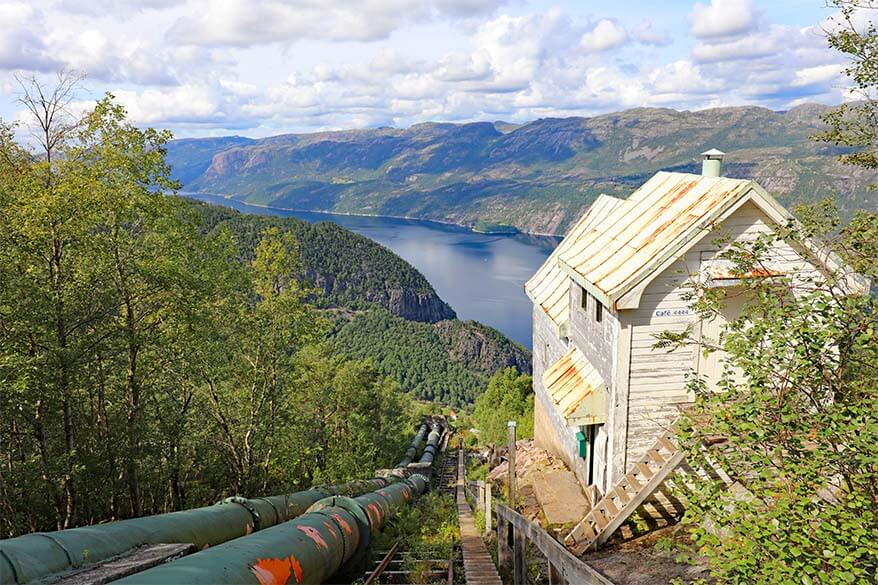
[217,496,262,532]
[306,496,372,582]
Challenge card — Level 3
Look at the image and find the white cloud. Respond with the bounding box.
[114,84,238,126]
[634,21,669,46]
[689,0,756,38]
[0,2,61,71]
[169,0,505,46]
[435,52,493,82]
[0,0,862,136]
[790,63,843,87]
[692,35,777,63]
[580,19,628,52]
[58,0,179,16]
[649,60,725,97]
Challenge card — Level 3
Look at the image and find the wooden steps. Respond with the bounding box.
[457,451,502,585]
[565,433,685,555]
[438,447,458,496]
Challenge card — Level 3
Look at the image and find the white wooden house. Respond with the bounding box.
[525,150,867,500]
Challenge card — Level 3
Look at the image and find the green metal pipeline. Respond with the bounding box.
[0,418,436,585]
[397,422,429,467]
[0,479,388,585]
[418,421,444,467]
[114,473,434,585]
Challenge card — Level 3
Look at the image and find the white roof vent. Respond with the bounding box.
[701,149,725,177]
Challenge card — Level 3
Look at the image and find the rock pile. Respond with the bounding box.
[487,439,566,483]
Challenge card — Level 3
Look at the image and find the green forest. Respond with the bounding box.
[0,88,415,536]
[193,203,455,319]
[186,203,531,405]
[331,308,530,405]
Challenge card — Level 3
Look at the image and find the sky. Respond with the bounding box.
[0,0,867,138]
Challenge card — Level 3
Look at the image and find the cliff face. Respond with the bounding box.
[306,269,455,322]
[433,319,532,376]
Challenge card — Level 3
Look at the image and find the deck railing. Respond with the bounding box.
[493,503,615,585]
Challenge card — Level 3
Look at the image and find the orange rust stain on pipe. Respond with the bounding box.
[332,513,353,534]
[251,553,303,585]
[297,525,330,551]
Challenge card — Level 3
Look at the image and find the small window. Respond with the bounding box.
[595,300,603,322]
[580,286,588,310]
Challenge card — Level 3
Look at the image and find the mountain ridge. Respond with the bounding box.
[167,104,877,235]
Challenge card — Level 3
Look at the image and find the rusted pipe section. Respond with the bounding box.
[114,473,436,584]
[0,481,386,585]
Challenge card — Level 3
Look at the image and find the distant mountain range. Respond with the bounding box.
[167,104,876,235]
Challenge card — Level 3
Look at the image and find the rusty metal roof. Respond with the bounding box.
[557,171,763,310]
[524,194,624,332]
[529,170,869,320]
[542,346,607,426]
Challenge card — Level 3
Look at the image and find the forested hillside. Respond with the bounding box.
[0,85,531,537]
[194,203,455,322]
[188,202,531,404]
[331,308,531,405]
[167,104,877,235]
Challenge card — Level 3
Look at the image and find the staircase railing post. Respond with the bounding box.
[507,421,517,509]
[497,513,513,578]
[484,480,492,536]
[513,523,526,585]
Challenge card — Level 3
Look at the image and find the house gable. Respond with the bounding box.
[525,194,624,335]
[557,174,868,312]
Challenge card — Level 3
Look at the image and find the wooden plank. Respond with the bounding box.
[592,450,686,550]
[658,436,677,452]
[636,462,655,479]
[494,504,615,585]
[55,544,196,585]
[646,449,666,465]
[458,449,503,585]
[592,508,608,529]
[625,474,643,490]
[513,525,527,585]
[614,486,630,505]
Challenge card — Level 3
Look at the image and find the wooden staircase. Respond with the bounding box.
[564,433,685,554]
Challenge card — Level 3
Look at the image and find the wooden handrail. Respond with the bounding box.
[493,503,615,585]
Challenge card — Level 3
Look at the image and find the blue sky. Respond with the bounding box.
[0,0,869,138]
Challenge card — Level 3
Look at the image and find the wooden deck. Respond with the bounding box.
[457,451,503,585]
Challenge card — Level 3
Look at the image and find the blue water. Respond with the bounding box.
[186,193,559,348]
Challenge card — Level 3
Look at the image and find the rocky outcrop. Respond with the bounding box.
[386,289,456,322]
[308,269,455,322]
[433,319,532,375]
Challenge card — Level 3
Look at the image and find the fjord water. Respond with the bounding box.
[187,193,558,348]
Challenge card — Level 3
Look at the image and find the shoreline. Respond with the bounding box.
[180,191,563,238]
